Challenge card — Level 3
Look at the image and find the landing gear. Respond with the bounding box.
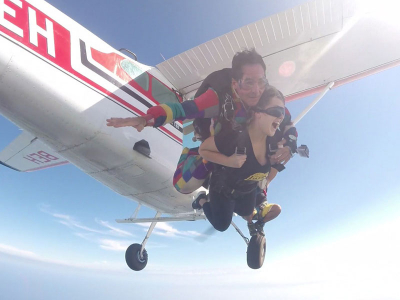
[124,211,161,271]
[125,243,148,271]
[231,220,266,269]
[246,234,266,269]
[116,208,206,272]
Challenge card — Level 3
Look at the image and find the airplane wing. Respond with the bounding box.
[157,0,400,101]
[0,131,69,172]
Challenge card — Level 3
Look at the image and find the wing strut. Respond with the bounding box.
[130,204,141,219]
[293,82,335,126]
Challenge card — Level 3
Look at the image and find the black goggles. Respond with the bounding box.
[254,106,285,118]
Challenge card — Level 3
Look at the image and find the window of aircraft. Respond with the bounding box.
[151,78,179,104]
[120,59,149,91]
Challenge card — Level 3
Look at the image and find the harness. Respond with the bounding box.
[210,166,255,198]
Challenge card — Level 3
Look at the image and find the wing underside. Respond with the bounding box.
[0,131,69,172]
[157,0,400,101]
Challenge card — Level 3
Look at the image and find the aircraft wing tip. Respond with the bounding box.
[0,161,21,172]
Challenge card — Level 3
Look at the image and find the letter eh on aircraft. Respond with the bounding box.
[1,0,400,271]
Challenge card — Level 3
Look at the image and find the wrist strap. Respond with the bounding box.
[283,127,298,154]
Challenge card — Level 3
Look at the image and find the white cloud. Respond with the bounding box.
[0,244,38,259]
[136,222,204,238]
[211,216,400,299]
[39,204,137,252]
[0,243,226,277]
[40,204,133,237]
[98,239,131,252]
[0,243,126,273]
[96,220,132,237]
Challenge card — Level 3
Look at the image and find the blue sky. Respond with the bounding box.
[1,0,400,299]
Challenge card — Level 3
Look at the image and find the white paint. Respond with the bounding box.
[28,6,55,57]
[0,0,23,37]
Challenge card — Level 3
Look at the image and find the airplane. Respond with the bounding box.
[1,0,400,271]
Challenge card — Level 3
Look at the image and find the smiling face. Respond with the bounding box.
[232,64,267,107]
[254,96,285,137]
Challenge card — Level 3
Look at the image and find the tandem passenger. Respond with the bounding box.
[192,87,285,233]
[106,49,297,235]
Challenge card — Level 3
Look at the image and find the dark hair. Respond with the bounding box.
[256,86,285,108]
[247,86,285,124]
[231,49,266,81]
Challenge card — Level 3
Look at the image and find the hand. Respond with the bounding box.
[226,154,247,168]
[270,139,292,165]
[106,117,146,132]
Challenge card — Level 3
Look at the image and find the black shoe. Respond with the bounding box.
[192,191,207,210]
[247,222,257,236]
[254,220,265,236]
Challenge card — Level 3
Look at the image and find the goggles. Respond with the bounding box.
[254,106,285,118]
[238,77,269,90]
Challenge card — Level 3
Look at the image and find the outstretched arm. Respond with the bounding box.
[106,88,220,131]
[106,116,148,132]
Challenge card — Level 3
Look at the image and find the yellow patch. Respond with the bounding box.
[244,172,269,182]
[176,177,187,188]
[161,104,173,123]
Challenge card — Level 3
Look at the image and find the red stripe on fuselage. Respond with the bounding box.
[0,0,182,144]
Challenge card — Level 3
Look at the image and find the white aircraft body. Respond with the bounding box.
[1,0,399,270]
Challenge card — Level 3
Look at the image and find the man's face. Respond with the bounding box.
[232,64,267,107]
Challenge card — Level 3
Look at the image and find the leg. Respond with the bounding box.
[173,147,212,194]
[251,203,281,236]
[253,188,281,223]
[261,203,281,223]
[266,168,279,188]
[203,189,235,232]
[234,189,258,236]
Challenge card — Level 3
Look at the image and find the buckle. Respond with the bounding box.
[223,95,234,121]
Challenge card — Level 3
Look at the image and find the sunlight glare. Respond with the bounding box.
[356,0,400,25]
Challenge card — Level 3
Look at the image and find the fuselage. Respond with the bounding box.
[0,0,192,214]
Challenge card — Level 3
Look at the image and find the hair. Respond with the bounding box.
[246,86,285,125]
[231,49,266,81]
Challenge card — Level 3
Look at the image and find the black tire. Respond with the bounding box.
[125,243,148,271]
[247,234,266,269]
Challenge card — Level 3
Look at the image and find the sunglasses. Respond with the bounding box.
[238,77,269,90]
[254,106,285,118]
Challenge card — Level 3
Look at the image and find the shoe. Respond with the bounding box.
[192,191,207,210]
[252,200,268,221]
[254,220,265,236]
[247,222,257,236]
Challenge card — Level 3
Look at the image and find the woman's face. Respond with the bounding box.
[256,96,285,137]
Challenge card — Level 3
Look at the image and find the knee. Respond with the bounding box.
[271,204,281,214]
[268,204,282,219]
[213,218,231,232]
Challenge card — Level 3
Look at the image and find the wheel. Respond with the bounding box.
[246,234,266,269]
[125,243,148,271]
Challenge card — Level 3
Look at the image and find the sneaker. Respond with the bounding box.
[247,222,257,236]
[252,201,268,221]
[254,220,265,236]
[192,191,207,210]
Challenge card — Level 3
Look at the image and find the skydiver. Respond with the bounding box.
[192,86,285,232]
[107,49,298,235]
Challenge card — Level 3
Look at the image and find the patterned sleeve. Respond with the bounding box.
[145,88,220,128]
